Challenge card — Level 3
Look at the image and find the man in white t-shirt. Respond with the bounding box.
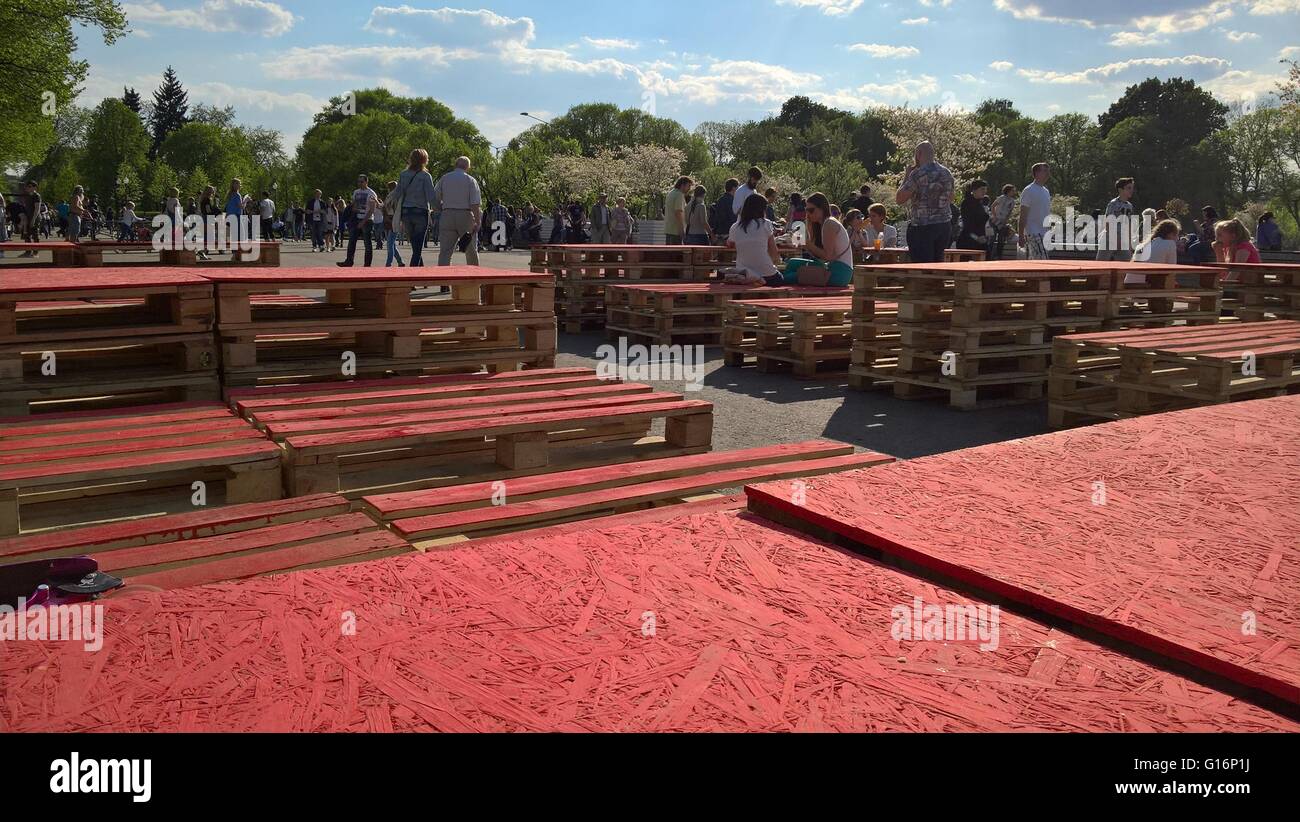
[732,166,763,215]
[338,174,379,267]
[1017,163,1052,260]
[258,192,275,241]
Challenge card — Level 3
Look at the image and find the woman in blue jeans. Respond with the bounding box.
[765,192,854,287]
[395,148,437,266]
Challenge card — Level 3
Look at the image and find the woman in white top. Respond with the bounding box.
[724,193,782,284]
[773,192,854,287]
[1126,219,1181,285]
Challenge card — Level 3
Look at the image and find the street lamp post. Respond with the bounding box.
[520,112,551,127]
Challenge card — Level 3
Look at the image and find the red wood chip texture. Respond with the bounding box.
[0,498,1292,732]
[747,395,1300,707]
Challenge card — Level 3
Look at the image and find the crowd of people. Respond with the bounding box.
[1,143,1290,269]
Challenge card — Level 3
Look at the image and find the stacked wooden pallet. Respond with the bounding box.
[607,282,850,346]
[0,269,219,416]
[1213,261,1300,322]
[229,367,714,497]
[0,493,409,590]
[0,401,281,535]
[850,260,1111,409]
[202,267,555,389]
[361,439,893,546]
[1047,319,1300,426]
[1103,260,1222,327]
[722,296,862,378]
[530,245,711,332]
[847,267,907,390]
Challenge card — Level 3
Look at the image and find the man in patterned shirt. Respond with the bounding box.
[896,141,955,263]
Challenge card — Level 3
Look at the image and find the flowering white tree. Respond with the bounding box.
[877,105,1004,186]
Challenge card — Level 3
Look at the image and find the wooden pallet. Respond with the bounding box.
[0,402,282,535]
[203,267,556,385]
[848,260,1222,408]
[1048,320,1300,426]
[0,268,214,343]
[227,367,609,413]
[0,332,220,416]
[368,442,893,545]
[606,283,848,346]
[0,493,410,590]
[722,297,855,377]
[236,369,713,497]
[1207,261,1300,321]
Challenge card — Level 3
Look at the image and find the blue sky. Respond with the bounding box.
[74,1,1300,149]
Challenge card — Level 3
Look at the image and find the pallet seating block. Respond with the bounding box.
[1047,319,1300,426]
[0,332,220,416]
[722,297,857,378]
[280,396,714,497]
[227,367,608,412]
[0,402,282,535]
[0,494,409,590]
[0,241,81,265]
[1209,262,1300,321]
[0,269,214,343]
[200,267,556,385]
[605,283,847,346]
[373,442,892,544]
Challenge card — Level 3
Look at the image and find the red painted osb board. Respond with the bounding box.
[0,268,210,292]
[195,266,549,284]
[747,395,1300,707]
[1,499,1292,732]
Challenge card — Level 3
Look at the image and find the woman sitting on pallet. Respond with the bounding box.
[721,193,784,285]
[766,192,854,287]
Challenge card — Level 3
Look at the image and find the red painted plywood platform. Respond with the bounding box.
[746,395,1300,707]
[1,499,1292,732]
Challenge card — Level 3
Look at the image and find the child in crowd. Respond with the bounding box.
[863,203,898,253]
[1125,219,1181,285]
[1213,218,1261,265]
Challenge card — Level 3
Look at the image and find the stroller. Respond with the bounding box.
[0,556,125,610]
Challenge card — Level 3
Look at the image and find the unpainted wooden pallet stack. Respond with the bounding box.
[1047,319,1300,426]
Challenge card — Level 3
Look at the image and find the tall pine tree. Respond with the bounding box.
[122,86,142,115]
[149,66,189,158]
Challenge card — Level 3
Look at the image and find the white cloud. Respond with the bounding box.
[918,0,953,6]
[124,0,295,36]
[1281,46,1300,58]
[774,0,864,15]
[849,43,920,58]
[989,60,1014,71]
[583,37,638,50]
[901,16,930,24]
[1017,55,1230,84]
[953,73,985,84]
[1203,68,1285,101]
[188,81,322,115]
[1221,28,1260,39]
[356,6,638,77]
[1248,0,1300,13]
[1109,31,1167,46]
[641,60,813,105]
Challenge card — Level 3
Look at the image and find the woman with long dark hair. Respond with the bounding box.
[723,193,782,284]
[769,191,853,287]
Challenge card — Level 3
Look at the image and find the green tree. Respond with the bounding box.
[1098,77,1227,149]
[122,87,142,118]
[1039,114,1102,197]
[0,0,126,168]
[148,66,189,157]
[79,98,149,202]
[158,121,255,191]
